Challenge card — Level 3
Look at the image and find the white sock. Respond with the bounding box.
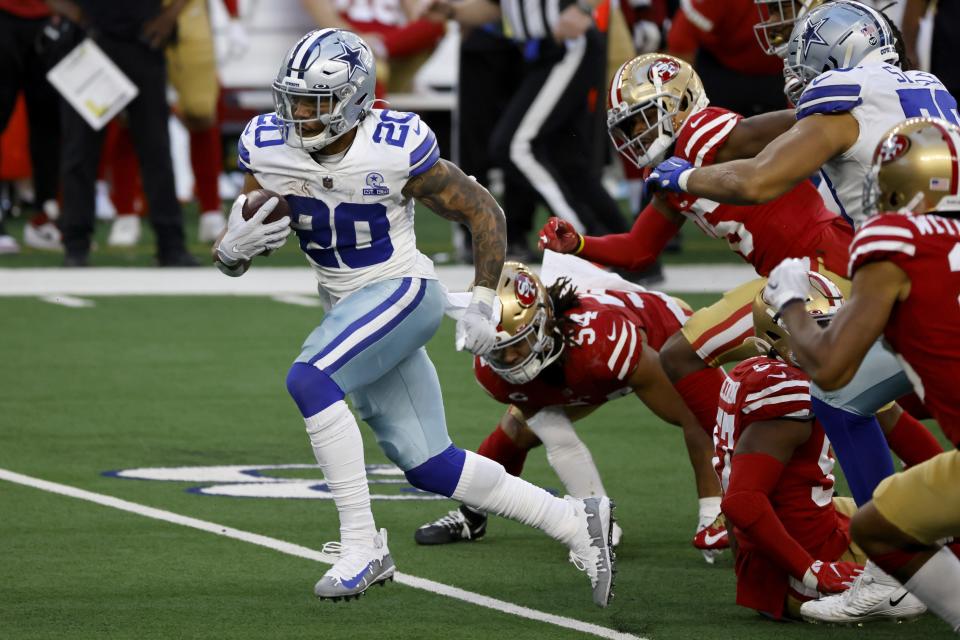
[904,547,960,632]
[452,450,579,544]
[527,408,607,498]
[304,401,377,548]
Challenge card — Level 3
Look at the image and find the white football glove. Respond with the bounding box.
[765,257,812,311]
[216,194,291,266]
[218,18,250,62]
[455,286,498,356]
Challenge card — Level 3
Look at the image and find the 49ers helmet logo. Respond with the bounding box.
[514,272,538,307]
[648,58,680,84]
[879,134,911,164]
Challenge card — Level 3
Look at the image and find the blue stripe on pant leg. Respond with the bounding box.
[308,277,414,366]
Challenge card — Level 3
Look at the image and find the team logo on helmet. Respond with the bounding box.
[800,17,829,57]
[332,42,369,81]
[648,58,680,84]
[514,272,538,308]
[879,134,911,164]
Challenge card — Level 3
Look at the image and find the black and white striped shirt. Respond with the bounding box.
[499,0,576,41]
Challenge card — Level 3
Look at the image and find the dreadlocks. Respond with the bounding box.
[546,277,582,351]
[879,5,913,70]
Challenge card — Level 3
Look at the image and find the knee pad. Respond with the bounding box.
[404,444,466,497]
[285,362,345,418]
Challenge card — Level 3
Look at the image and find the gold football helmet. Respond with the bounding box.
[753,0,827,56]
[486,262,563,385]
[863,117,960,219]
[752,271,844,361]
[607,53,709,169]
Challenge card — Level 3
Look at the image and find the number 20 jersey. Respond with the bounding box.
[238,109,440,298]
[795,64,959,224]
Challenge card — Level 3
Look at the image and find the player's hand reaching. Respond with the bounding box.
[802,560,863,594]
[538,217,583,254]
[646,157,694,194]
[216,194,291,266]
[765,257,812,311]
[456,286,498,356]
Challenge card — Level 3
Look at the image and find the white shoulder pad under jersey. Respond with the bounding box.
[237,109,440,298]
[796,64,959,225]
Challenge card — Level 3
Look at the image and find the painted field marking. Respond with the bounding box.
[38,295,95,308]
[0,467,645,640]
[272,294,324,307]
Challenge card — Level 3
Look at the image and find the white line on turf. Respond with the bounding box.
[38,295,95,308]
[272,294,323,307]
[0,467,645,640]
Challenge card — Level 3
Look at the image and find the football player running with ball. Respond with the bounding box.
[769,118,960,630]
[644,2,956,618]
[213,29,615,607]
[415,261,729,562]
[715,274,868,621]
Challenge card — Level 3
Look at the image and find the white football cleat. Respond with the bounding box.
[315,528,396,601]
[800,561,927,624]
[95,180,116,220]
[108,215,141,247]
[0,233,20,254]
[24,222,62,250]
[565,495,616,607]
[198,210,226,243]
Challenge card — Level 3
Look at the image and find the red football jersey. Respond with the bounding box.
[715,356,850,617]
[475,289,690,412]
[849,213,960,446]
[665,107,852,276]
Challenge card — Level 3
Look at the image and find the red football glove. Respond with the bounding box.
[692,515,729,564]
[537,217,582,253]
[802,560,864,594]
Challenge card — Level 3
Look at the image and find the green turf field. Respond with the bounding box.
[0,293,953,639]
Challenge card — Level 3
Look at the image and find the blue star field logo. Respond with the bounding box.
[333,42,368,81]
[801,17,829,58]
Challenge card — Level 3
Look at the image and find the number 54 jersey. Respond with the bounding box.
[238,109,441,298]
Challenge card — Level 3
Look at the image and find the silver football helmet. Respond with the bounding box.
[273,29,377,152]
[783,0,898,104]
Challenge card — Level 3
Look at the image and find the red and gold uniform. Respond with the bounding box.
[716,356,862,619]
[476,289,690,413]
[579,106,852,366]
[849,213,960,545]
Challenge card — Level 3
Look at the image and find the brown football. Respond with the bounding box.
[242,189,291,224]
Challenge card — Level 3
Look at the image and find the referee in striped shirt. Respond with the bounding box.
[421,0,629,256]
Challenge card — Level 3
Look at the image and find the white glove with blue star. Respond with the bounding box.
[766,257,812,311]
[455,286,498,356]
[646,156,694,193]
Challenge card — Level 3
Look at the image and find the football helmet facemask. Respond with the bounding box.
[783,0,898,104]
[273,29,377,152]
[607,53,709,169]
[752,271,844,363]
[863,117,960,219]
[485,262,563,385]
[753,0,827,57]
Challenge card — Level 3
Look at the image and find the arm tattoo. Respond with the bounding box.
[404,159,506,289]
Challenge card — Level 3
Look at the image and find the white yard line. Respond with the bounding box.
[38,295,95,308]
[0,467,645,640]
[272,294,324,307]
[0,264,754,297]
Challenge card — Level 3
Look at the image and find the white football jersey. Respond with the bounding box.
[795,64,959,225]
[238,109,440,298]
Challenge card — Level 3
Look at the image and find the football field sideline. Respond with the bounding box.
[0,467,644,640]
[0,263,755,297]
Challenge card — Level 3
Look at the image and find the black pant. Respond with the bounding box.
[0,11,62,228]
[489,30,628,241]
[456,28,539,248]
[60,35,186,259]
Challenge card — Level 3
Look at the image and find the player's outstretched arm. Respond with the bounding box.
[403,158,506,290]
[629,343,721,500]
[681,114,858,205]
[779,261,907,390]
[715,110,797,164]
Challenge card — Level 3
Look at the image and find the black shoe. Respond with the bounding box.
[63,253,89,267]
[158,251,200,267]
[414,505,487,545]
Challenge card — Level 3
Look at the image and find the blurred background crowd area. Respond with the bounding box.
[0,0,954,269]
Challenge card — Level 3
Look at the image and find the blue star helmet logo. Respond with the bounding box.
[801,17,829,58]
[333,41,368,81]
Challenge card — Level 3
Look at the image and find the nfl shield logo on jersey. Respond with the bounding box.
[322,176,334,189]
[363,172,390,196]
